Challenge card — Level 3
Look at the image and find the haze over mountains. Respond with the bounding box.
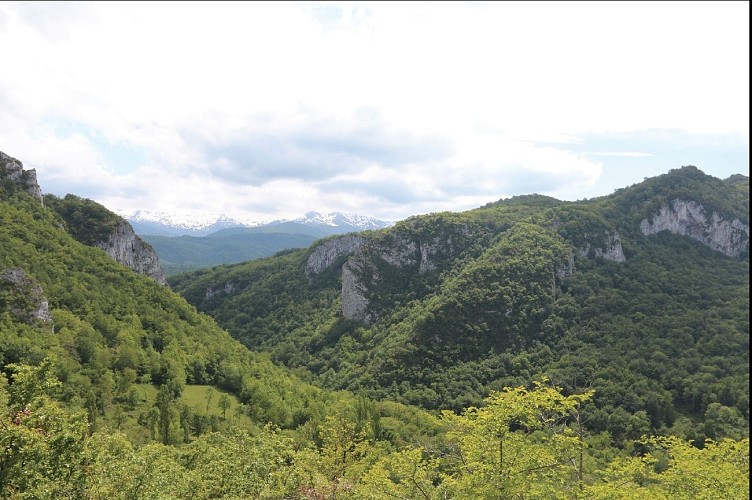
[124,209,394,275]
[123,209,393,237]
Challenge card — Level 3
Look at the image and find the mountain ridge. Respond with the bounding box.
[1,153,748,497]
[123,209,393,237]
[1,150,167,284]
[169,165,749,444]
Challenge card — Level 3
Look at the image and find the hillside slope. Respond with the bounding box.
[1,152,441,446]
[141,231,318,275]
[171,166,750,443]
[137,213,392,275]
[1,155,747,498]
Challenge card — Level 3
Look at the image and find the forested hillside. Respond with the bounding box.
[1,159,748,498]
[141,231,318,275]
[172,166,750,446]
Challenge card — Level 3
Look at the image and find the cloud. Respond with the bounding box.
[183,108,456,185]
[0,2,747,222]
[583,152,654,158]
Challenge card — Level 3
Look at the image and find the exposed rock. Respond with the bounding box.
[578,230,626,263]
[341,259,374,323]
[378,224,469,273]
[379,236,420,268]
[0,151,44,204]
[556,252,576,278]
[96,220,167,285]
[1,268,52,324]
[204,282,236,300]
[340,222,470,324]
[419,235,464,272]
[640,199,749,257]
[305,234,369,276]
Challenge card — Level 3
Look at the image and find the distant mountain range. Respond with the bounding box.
[123,209,393,237]
[123,210,394,275]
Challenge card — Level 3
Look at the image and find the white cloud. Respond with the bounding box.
[0,1,747,222]
[584,152,654,157]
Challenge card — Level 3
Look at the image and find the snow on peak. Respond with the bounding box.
[120,209,261,231]
[293,211,390,229]
[119,209,392,237]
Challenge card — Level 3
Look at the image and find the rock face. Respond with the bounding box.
[578,230,627,263]
[96,220,168,285]
[204,282,236,300]
[0,268,52,324]
[0,151,44,204]
[340,222,470,324]
[1,150,167,285]
[640,199,749,258]
[341,259,374,323]
[305,235,369,276]
[557,253,576,278]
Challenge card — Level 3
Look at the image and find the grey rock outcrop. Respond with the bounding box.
[578,230,626,263]
[557,252,576,278]
[341,259,374,323]
[376,224,469,274]
[1,268,52,324]
[305,234,369,276]
[640,199,749,258]
[340,222,470,324]
[1,150,167,284]
[96,220,167,285]
[0,151,44,204]
[204,282,236,300]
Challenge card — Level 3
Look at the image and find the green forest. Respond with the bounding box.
[140,231,318,276]
[1,165,749,498]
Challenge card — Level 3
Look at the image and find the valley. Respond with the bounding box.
[1,150,748,498]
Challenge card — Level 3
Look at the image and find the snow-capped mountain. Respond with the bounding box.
[122,210,392,237]
[287,211,392,231]
[121,210,262,237]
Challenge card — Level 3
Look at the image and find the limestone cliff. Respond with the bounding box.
[0,151,44,204]
[0,268,52,324]
[42,193,168,286]
[640,199,749,258]
[340,219,471,324]
[578,230,626,263]
[204,281,237,300]
[2,151,167,285]
[96,219,168,285]
[341,258,374,323]
[305,234,369,277]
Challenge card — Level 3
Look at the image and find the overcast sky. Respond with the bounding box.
[1,1,748,223]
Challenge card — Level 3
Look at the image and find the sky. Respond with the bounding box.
[1,1,748,224]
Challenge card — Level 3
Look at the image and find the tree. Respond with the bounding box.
[584,436,749,499]
[205,386,215,413]
[155,384,177,445]
[0,359,88,498]
[440,379,594,499]
[218,393,231,420]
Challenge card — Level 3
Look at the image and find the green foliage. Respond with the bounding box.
[1,189,338,437]
[141,232,318,276]
[0,359,748,498]
[605,165,750,227]
[0,359,88,499]
[171,166,749,442]
[440,380,593,498]
[44,193,122,246]
[1,164,749,498]
[584,436,749,499]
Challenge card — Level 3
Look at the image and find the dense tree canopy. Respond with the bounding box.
[171,167,749,445]
[1,166,748,498]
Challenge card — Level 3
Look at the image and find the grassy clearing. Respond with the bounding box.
[137,384,257,427]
